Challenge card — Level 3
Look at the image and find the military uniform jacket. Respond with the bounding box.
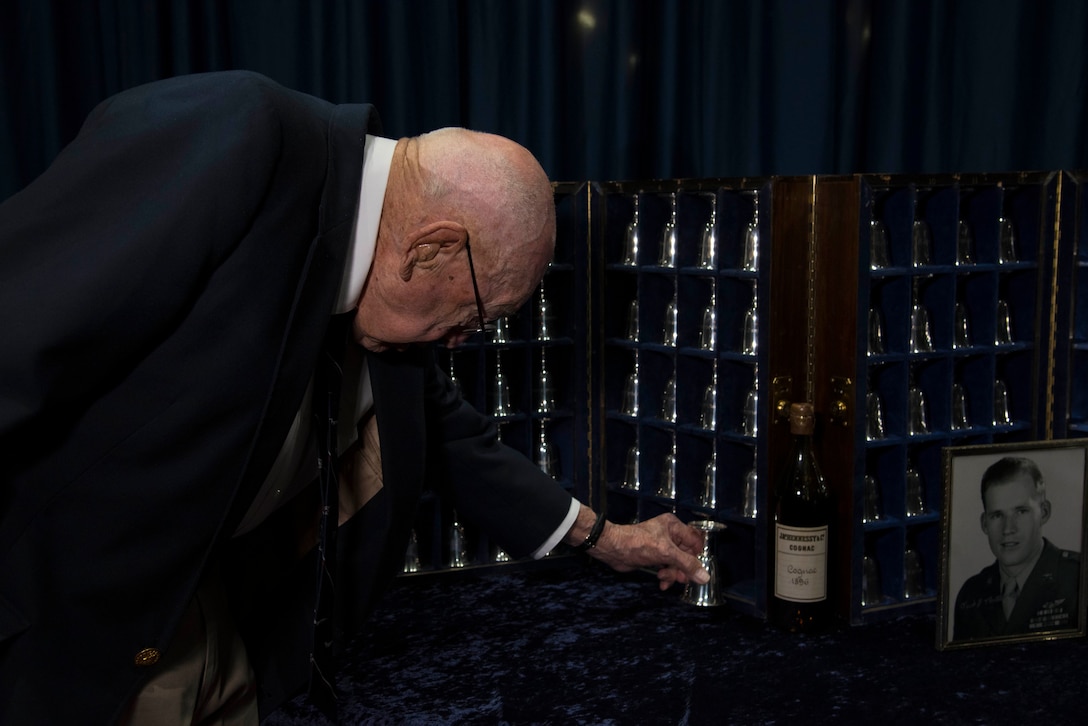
[953,539,1081,641]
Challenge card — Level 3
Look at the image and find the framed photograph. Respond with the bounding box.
[937,439,1088,650]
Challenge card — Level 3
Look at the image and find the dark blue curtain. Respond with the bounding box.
[3,0,1087,201]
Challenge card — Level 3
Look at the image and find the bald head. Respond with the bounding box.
[414,128,555,290]
[352,129,555,352]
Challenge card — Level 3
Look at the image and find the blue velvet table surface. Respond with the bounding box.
[267,562,1087,725]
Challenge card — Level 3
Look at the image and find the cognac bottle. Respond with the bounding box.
[771,402,834,631]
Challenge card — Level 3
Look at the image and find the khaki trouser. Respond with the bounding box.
[120,414,385,724]
[119,565,257,726]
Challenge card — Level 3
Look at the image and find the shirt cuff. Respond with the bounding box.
[530,497,580,559]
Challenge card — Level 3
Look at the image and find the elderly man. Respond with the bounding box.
[953,456,1080,641]
[0,71,707,724]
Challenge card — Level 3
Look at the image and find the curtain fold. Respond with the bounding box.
[2,0,1086,201]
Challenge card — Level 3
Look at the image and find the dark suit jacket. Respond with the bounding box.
[0,71,572,723]
[953,538,1081,641]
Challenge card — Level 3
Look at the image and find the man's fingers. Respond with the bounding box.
[675,524,706,555]
[657,553,709,589]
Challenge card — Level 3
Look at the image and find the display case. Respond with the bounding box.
[809,172,1067,623]
[594,179,774,617]
[400,171,1085,628]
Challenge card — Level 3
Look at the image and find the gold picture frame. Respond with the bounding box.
[937,439,1088,650]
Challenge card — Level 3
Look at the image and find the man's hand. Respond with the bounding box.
[564,505,709,591]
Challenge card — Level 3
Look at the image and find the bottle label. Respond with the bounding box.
[774,523,828,602]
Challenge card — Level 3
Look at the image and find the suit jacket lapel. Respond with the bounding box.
[223,102,378,537]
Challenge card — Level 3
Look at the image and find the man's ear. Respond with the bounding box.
[398,221,468,281]
[1039,498,1052,525]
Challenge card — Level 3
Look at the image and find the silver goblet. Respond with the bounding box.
[953,302,971,348]
[995,299,1014,345]
[861,552,883,607]
[681,520,727,607]
[536,422,558,478]
[999,215,1017,263]
[657,437,678,500]
[866,391,886,440]
[491,316,512,344]
[862,474,883,523]
[907,385,929,436]
[662,293,679,347]
[994,379,1013,425]
[910,302,934,353]
[622,194,640,266]
[951,383,970,430]
[903,547,926,600]
[446,353,461,395]
[905,465,927,517]
[661,375,678,423]
[626,298,640,341]
[491,352,516,418]
[742,193,760,271]
[621,360,640,416]
[957,220,974,265]
[870,219,891,269]
[741,380,758,437]
[535,349,556,414]
[742,464,759,519]
[742,307,758,356]
[700,296,717,351]
[403,529,421,573]
[700,381,717,431]
[658,192,679,268]
[698,452,716,509]
[448,514,469,568]
[699,194,718,270]
[536,286,556,342]
[867,307,885,356]
[911,218,932,267]
[622,444,641,491]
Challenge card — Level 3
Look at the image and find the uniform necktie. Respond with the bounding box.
[1002,579,1020,619]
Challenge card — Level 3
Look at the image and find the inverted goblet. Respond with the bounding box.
[905,466,926,517]
[998,215,1017,263]
[911,219,932,267]
[661,375,678,423]
[867,307,885,356]
[862,474,882,523]
[622,195,640,266]
[700,298,717,351]
[903,547,926,600]
[662,294,679,346]
[957,220,974,265]
[993,379,1013,425]
[742,465,759,519]
[681,520,727,607]
[870,219,891,269]
[861,553,883,607]
[697,453,716,509]
[741,294,758,356]
[657,438,677,500]
[699,196,718,270]
[658,193,678,268]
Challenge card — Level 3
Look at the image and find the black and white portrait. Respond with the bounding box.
[938,440,1088,649]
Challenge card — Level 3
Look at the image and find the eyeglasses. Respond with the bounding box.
[464,240,497,336]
